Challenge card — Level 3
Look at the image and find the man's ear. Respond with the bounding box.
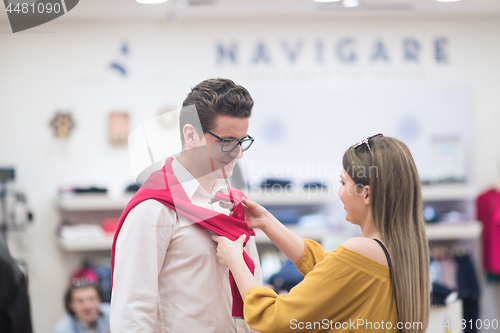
[183,124,201,149]
[364,185,371,206]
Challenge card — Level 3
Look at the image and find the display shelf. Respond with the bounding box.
[57,194,134,211]
[255,222,482,244]
[58,235,114,251]
[249,184,477,204]
[253,226,326,244]
[57,222,482,251]
[57,191,336,211]
[55,184,475,210]
[421,184,476,201]
[425,221,482,240]
[57,227,325,251]
[248,190,335,206]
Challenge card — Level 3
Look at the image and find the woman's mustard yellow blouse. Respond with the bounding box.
[244,239,398,333]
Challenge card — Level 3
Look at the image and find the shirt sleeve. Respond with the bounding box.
[243,247,366,333]
[110,199,175,332]
[294,238,327,276]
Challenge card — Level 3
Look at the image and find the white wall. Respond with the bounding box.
[1,16,499,332]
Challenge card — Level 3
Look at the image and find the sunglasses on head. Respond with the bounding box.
[353,133,384,151]
[71,278,96,288]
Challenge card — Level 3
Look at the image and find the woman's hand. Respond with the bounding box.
[211,234,260,299]
[211,234,246,269]
[241,198,270,231]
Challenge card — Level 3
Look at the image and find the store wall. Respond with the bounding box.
[0,16,499,332]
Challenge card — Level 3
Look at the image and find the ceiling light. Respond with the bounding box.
[342,0,359,7]
[137,0,168,4]
[313,0,341,3]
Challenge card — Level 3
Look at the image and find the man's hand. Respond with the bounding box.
[211,234,246,269]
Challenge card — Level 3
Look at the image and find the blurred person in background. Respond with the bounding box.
[54,280,110,333]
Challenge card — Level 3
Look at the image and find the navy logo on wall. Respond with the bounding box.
[3,0,79,33]
[109,42,129,77]
[216,38,449,66]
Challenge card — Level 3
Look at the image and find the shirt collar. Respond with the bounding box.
[171,158,231,200]
[171,157,202,199]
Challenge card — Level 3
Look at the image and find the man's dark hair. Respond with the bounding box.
[179,78,254,146]
[64,284,102,316]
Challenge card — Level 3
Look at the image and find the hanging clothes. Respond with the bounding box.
[476,189,500,274]
[455,254,480,333]
[95,263,112,303]
[429,258,442,284]
[439,258,458,291]
[431,283,458,306]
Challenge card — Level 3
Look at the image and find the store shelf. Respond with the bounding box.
[56,185,475,210]
[425,221,482,240]
[255,222,482,244]
[57,191,336,211]
[421,184,476,201]
[248,184,477,204]
[58,235,114,251]
[58,222,482,251]
[57,194,134,211]
[253,226,326,244]
[248,190,335,206]
[57,227,325,251]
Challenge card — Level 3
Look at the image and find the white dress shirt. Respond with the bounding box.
[110,158,262,333]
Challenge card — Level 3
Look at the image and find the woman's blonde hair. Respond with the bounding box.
[343,135,430,333]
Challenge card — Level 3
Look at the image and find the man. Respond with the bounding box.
[54,282,110,333]
[110,78,262,332]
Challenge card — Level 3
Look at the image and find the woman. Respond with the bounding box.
[212,134,430,333]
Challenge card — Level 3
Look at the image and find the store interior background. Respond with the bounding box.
[1,0,500,331]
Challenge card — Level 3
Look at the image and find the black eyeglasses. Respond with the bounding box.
[202,128,254,152]
[354,133,384,151]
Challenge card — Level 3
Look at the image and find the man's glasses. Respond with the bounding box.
[202,128,254,153]
[354,133,384,151]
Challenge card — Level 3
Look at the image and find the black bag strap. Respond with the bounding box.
[373,238,402,333]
